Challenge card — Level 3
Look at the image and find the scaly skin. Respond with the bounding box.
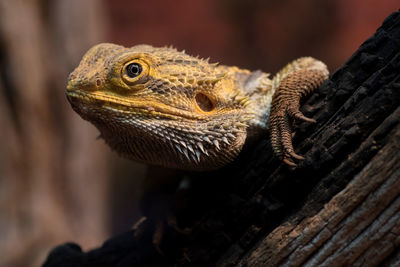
[66,43,329,170]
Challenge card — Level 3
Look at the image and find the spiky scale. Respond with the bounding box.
[179,141,187,148]
[187,144,195,155]
[203,136,213,145]
[213,140,220,150]
[195,150,201,162]
[175,145,183,154]
[182,148,190,161]
[197,142,209,156]
[222,137,230,145]
[227,133,236,139]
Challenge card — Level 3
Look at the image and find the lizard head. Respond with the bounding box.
[66,43,254,170]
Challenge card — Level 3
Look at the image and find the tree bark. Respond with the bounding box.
[43,11,400,267]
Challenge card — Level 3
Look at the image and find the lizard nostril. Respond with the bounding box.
[96,79,102,87]
[195,93,214,112]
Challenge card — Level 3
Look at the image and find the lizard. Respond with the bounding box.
[66,43,329,252]
[66,43,329,171]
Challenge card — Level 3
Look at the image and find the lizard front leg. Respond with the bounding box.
[269,57,329,167]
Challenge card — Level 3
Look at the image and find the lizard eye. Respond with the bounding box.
[126,63,142,78]
[121,59,149,85]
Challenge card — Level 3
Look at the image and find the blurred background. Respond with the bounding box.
[0,0,397,266]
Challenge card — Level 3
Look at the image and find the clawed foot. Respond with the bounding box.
[269,58,328,167]
[269,81,319,168]
[269,105,315,167]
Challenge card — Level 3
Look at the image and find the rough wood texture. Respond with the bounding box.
[43,11,400,267]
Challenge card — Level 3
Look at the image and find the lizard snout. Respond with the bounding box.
[67,76,102,93]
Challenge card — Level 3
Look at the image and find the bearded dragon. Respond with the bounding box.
[66,44,329,170]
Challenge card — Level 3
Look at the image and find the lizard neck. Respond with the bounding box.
[234,69,274,133]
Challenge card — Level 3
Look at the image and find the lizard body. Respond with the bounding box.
[66,44,328,170]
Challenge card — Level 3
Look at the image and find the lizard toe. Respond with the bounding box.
[288,150,304,160]
[288,108,316,123]
[269,110,306,167]
[283,157,297,168]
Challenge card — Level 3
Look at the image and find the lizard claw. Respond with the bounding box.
[289,150,304,160]
[288,108,316,123]
[283,158,297,168]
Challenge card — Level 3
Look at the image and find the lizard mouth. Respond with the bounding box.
[66,90,208,121]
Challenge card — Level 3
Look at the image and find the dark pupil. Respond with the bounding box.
[126,63,142,78]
